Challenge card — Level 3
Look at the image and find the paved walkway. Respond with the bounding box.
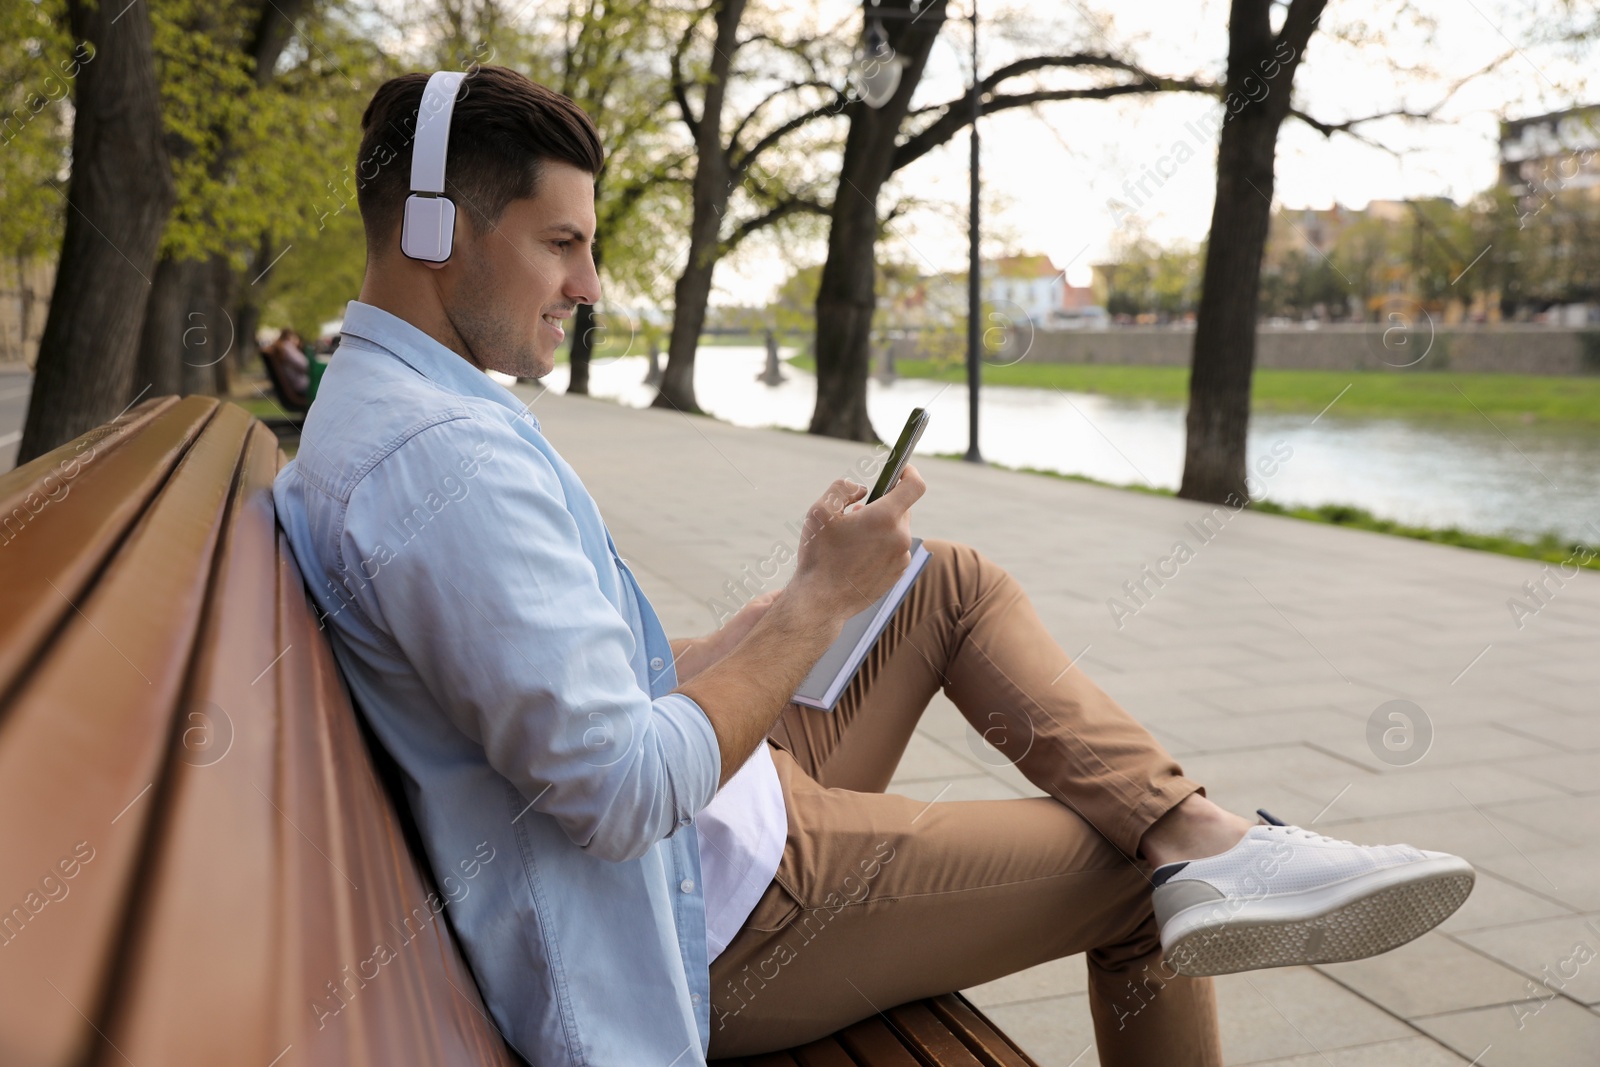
[513,382,1600,1067]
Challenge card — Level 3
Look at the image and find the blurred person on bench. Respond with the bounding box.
[272,66,1473,1067]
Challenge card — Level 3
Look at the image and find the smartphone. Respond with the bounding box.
[868,407,930,503]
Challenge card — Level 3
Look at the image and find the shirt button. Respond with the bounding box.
[649,656,665,671]
[691,993,702,1004]
[679,878,695,893]
[678,816,691,827]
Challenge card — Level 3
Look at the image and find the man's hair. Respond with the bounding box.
[354,65,604,252]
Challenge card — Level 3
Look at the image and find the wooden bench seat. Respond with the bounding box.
[0,397,1043,1067]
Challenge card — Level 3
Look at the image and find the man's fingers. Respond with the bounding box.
[882,463,926,510]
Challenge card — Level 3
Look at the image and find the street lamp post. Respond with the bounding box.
[962,2,982,464]
[856,0,984,464]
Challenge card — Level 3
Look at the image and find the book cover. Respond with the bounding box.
[791,537,930,711]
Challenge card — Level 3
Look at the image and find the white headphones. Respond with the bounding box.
[400,70,467,263]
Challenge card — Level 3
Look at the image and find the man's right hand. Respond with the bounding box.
[791,464,926,621]
[675,463,926,789]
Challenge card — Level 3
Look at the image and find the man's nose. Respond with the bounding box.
[567,250,602,305]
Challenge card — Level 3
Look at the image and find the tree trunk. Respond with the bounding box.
[1178,0,1324,504]
[134,254,193,399]
[19,0,175,462]
[809,0,945,442]
[234,231,274,380]
[210,252,237,395]
[652,0,746,415]
[566,241,606,393]
[566,301,595,392]
[134,252,233,399]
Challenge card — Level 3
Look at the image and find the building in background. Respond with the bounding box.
[1499,104,1600,199]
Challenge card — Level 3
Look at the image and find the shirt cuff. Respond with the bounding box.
[653,691,723,818]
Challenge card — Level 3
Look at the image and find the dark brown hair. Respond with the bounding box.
[354,65,604,251]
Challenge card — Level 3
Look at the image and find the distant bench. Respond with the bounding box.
[0,395,1042,1067]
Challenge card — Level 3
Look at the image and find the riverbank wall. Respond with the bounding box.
[891,325,1600,375]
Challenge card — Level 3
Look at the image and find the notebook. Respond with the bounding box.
[792,537,931,711]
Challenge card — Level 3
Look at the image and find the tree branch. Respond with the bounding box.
[893,76,1215,173]
[728,79,838,159]
[730,90,850,178]
[721,195,830,254]
[671,12,706,139]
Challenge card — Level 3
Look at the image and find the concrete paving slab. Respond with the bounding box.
[510,386,1600,1067]
[1237,1037,1473,1066]
[1316,932,1539,1018]
[1213,967,1414,1062]
[1453,913,1600,1006]
[1413,996,1600,1067]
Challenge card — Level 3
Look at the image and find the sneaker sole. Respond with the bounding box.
[1160,856,1475,977]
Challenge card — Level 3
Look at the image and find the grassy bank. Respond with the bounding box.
[788,354,1600,427]
[931,451,1600,572]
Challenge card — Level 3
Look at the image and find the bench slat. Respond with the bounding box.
[926,994,1043,1067]
[270,511,517,1065]
[0,399,250,1066]
[885,1001,985,1067]
[1,401,1047,1067]
[94,420,287,1063]
[789,1036,867,1066]
[836,1015,926,1066]
[0,396,197,697]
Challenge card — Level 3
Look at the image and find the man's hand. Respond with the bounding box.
[675,464,925,789]
[791,464,926,619]
[670,588,782,684]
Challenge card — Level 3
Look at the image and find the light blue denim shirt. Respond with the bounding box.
[273,300,723,1064]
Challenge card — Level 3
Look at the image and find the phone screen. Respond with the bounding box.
[868,407,930,502]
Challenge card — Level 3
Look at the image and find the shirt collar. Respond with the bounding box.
[338,299,541,430]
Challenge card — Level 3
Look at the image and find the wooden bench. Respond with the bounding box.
[0,396,1044,1067]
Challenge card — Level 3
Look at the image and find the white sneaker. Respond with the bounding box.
[1151,820,1475,977]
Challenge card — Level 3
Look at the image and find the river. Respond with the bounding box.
[538,344,1600,545]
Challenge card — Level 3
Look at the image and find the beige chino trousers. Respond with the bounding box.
[706,537,1224,1066]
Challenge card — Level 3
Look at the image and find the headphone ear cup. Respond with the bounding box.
[401,194,456,262]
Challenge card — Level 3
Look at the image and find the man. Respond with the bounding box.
[274,67,1474,1066]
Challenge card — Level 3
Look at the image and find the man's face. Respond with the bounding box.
[434,161,601,380]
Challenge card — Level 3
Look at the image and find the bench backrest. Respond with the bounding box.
[0,397,517,1066]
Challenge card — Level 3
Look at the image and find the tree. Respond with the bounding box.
[541,0,692,395]
[0,4,84,365]
[654,0,842,413]
[134,0,313,402]
[808,4,1212,441]
[1177,0,1325,505]
[19,0,176,462]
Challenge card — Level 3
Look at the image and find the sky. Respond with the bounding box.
[711,0,1598,302]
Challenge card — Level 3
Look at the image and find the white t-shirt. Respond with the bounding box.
[696,739,787,960]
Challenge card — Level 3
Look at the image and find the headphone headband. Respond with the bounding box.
[410,71,467,196]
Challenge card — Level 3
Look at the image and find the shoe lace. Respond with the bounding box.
[1268,824,1357,848]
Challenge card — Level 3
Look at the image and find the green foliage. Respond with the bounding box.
[1248,499,1600,571]
[150,0,385,271]
[924,451,1600,573]
[827,357,1600,427]
[0,0,82,261]
[1102,237,1203,319]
